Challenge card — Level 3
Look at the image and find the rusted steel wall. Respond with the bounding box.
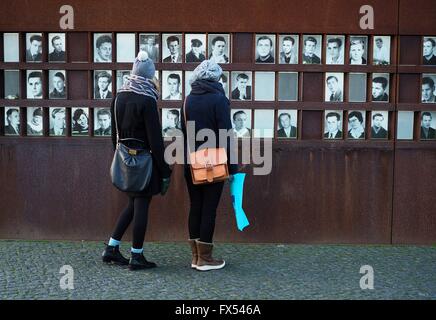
[0,0,435,244]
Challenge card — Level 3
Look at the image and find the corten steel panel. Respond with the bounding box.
[0,139,394,243]
[392,144,436,245]
[0,0,398,34]
[399,36,422,66]
[399,0,436,35]
[398,74,421,104]
[68,71,89,100]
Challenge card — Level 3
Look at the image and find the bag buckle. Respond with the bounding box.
[204,161,213,171]
[128,149,137,156]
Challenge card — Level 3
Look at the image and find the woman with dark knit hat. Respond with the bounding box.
[102,51,172,270]
[181,60,239,271]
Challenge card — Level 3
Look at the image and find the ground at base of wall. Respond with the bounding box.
[0,240,435,300]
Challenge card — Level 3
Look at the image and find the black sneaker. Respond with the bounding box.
[102,244,129,265]
[129,252,157,270]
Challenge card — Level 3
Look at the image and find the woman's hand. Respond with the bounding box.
[161,177,170,195]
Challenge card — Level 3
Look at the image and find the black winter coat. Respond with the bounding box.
[180,79,239,176]
[111,92,171,197]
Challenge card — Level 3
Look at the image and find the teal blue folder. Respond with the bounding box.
[229,173,249,231]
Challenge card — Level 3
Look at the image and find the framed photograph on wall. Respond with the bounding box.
[231,109,252,138]
[71,107,89,136]
[26,70,43,99]
[26,107,43,136]
[278,35,299,64]
[208,34,230,64]
[325,73,344,102]
[48,70,67,99]
[4,107,20,136]
[26,33,43,62]
[422,74,436,103]
[255,72,275,101]
[371,73,390,102]
[162,108,183,139]
[420,111,436,140]
[116,33,135,63]
[231,72,252,101]
[373,36,391,65]
[348,73,367,102]
[94,108,112,137]
[4,33,20,62]
[277,110,298,139]
[397,111,414,140]
[253,109,275,138]
[49,107,66,136]
[347,110,366,140]
[370,111,389,139]
[349,36,368,65]
[48,33,66,62]
[324,110,343,139]
[422,36,436,65]
[302,35,322,64]
[255,34,276,64]
[116,70,131,92]
[162,34,182,63]
[94,71,113,99]
[185,34,206,63]
[139,33,160,63]
[326,35,345,65]
[4,70,20,99]
[162,71,183,100]
[94,33,112,63]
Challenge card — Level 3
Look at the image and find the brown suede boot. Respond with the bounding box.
[188,239,199,269]
[196,240,225,271]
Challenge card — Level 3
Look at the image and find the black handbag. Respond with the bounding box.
[110,96,153,192]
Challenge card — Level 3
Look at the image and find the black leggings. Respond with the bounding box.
[185,173,225,243]
[111,195,151,249]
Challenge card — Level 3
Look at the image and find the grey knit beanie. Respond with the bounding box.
[131,51,155,79]
[189,59,223,85]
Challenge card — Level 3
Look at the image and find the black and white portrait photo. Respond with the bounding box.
[277,110,298,139]
[26,33,42,62]
[185,71,194,96]
[423,37,436,65]
[4,107,20,136]
[302,35,322,64]
[4,33,20,62]
[208,34,230,64]
[94,108,112,137]
[325,73,344,102]
[279,35,299,64]
[326,35,345,65]
[373,36,391,65]
[347,110,366,139]
[26,70,43,99]
[255,34,275,64]
[161,108,183,138]
[185,34,206,63]
[72,107,89,136]
[219,71,230,98]
[348,73,367,102]
[4,70,20,99]
[420,111,436,140]
[139,33,159,63]
[422,74,436,103]
[49,70,67,99]
[231,109,252,138]
[162,34,182,63]
[94,71,113,99]
[370,111,389,139]
[324,110,343,139]
[162,71,182,101]
[48,33,66,62]
[94,33,112,63]
[372,73,390,102]
[278,72,298,101]
[253,109,275,138]
[26,107,43,136]
[49,107,66,136]
[231,72,252,101]
[255,72,275,101]
[397,111,414,140]
[116,33,135,63]
[349,36,368,65]
[116,70,131,92]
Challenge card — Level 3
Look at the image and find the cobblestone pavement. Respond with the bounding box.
[0,240,435,300]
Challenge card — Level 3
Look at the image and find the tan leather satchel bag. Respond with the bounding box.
[183,98,229,185]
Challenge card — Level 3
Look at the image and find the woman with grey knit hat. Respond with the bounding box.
[181,60,239,271]
[102,51,172,270]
